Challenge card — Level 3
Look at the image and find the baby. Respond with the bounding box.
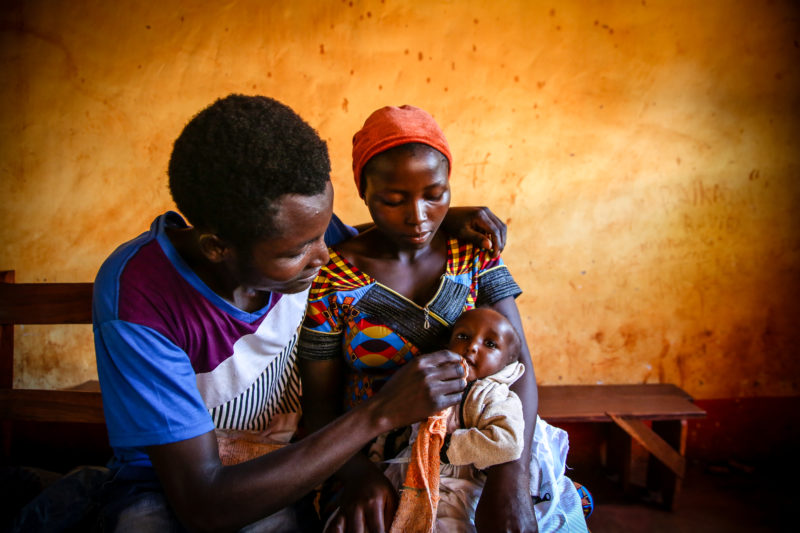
[442,307,525,470]
[387,308,526,532]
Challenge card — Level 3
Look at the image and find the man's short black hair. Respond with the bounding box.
[168,94,330,247]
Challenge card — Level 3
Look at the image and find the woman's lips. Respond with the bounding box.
[404,231,432,243]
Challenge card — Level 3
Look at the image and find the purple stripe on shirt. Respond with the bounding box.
[118,240,278,374]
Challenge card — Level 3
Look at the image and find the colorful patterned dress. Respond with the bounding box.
[297,236,522,410]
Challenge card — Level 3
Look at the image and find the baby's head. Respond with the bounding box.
[448,308,521,382]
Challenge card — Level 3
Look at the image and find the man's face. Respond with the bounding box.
[230,181,333,294]
[448,308,517,381]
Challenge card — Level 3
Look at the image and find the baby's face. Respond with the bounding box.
[448,309,516,381]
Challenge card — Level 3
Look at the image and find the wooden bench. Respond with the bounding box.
[538,384,707,510]
[2,271,705,509]
[0,270,105,468]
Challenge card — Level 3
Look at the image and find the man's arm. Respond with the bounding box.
[475,296,539,533]
[148,351,466,533]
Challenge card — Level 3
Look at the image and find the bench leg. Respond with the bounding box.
[608,414,687,510]
[605,421,633,493]
[647,419,687,510]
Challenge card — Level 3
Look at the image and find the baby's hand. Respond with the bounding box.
[446,403,460,434]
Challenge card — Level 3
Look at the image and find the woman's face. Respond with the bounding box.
[362,145,450,250]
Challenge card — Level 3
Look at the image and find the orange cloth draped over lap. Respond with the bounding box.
[389,407,451,533]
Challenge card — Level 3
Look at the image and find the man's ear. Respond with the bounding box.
[198,233,233,263]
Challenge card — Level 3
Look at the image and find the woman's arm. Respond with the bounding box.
[475,296,539,533]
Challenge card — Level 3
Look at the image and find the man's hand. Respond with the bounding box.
[442,206,507,258]
[475,461,538,533]
[325,464,398,533]
[372,350,466,430]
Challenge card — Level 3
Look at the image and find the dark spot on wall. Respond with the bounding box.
[426,77,430,83]
[367,11,372,17]
[749,169,759,180]
[556,26,561,31]
[443,87,448,92]
[570,153,575,157]
[549,8,555,16]
[537,81,546,89]
[775,72,783,80]
[472,44,477,52]
[342,98,349,112]
[594,20,598,26]
[451,62,455,70]
[676,157,681,165]
[404,49,409,55]
[267,72,272,77]
[474,18,479,24]
[145,25,151,29]
[378,85,383,90]
[514,75,519,82]
[320,44,325,54]
[593,331,604,343]
[252,84,256,89]
[418,51,423,61]
[180,16,184,22]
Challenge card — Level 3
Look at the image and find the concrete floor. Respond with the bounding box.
[577,460,791,533]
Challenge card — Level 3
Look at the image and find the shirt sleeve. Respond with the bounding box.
[324,213,358,246]
[297,290,346,361]
[474,251,523,306]
[95,319,215,448]
[446,384,525,470]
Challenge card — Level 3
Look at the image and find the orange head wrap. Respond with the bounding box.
[352,105,452,198]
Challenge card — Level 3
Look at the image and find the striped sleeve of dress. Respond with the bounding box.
[475,252,523,307]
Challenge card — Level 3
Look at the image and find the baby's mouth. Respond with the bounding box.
[460,358,472,379]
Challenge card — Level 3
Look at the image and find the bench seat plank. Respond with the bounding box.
[0,389,104,424]
[538,383,706,423]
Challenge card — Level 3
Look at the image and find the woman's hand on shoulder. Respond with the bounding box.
[442,206,507,258]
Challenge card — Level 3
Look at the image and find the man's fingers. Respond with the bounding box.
[347,508,365,533]
[417,349,462,367]
[365,502,387,533]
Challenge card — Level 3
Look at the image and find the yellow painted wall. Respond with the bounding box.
[1,0,798,400]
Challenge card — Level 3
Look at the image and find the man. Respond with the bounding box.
[83,95,506,531]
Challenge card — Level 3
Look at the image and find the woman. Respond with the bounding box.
[298,105,588,532]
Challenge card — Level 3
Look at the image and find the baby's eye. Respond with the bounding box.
[456,333,469,340]
[484,340,498,348]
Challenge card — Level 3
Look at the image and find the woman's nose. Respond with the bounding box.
[406,199,427,224]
